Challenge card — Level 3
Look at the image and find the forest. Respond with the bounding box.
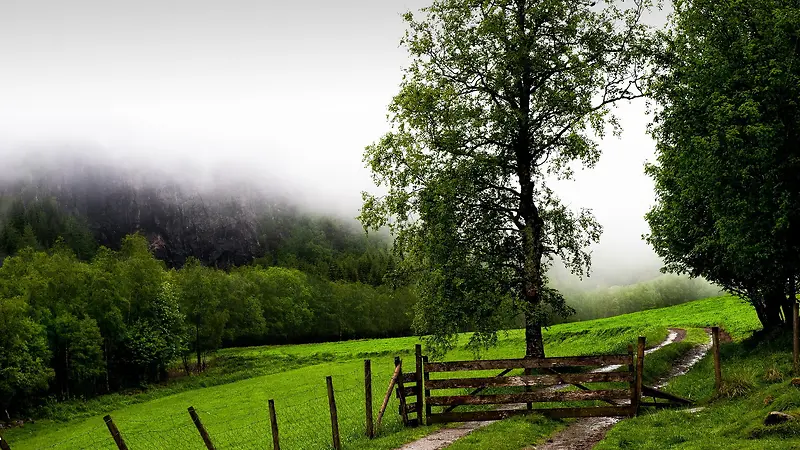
[0,188,419,416]
[0,187,714,417]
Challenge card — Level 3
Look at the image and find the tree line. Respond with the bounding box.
[557,275,722,323]
[0,234,416,416]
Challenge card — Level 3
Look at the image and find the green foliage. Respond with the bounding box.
[4,294,760,449]
[599,328,800,449]
[0,233,417,416]
[255,214,396,286]
[556,274,723,322]
[645,0,800,330]
[0,198,97,260]
[174,258,229,370]
[0,296,53,412]
[360,0,655,357]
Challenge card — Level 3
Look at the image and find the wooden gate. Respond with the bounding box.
[397,338,649,425]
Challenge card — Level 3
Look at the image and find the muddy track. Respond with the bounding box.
[396,328,706,450]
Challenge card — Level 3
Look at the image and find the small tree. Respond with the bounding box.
[175,258,228,371]
[361,0,654,356]
[0,296,52,414]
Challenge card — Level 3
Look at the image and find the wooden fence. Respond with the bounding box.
[396,338,647,425]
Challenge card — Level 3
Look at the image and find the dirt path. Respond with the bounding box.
[396,329,698,450]
[532,328,712,450]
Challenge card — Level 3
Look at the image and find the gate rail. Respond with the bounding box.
[397,337,648,425]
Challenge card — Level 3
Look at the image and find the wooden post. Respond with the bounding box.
[376,360,402,429]
[103,415,128,450]
[364,360,374,438]
[635,337,645,415]
[712,326,722,391]
[627,344,636,415]
[794,300,799,374]
[188,407,216,450]
[394,357,410,426]
[524,367,533,411]
[0,435,12,450]
[268,399,280,450]
[423,355,432,419]
[326,376,342,450]
[415,344,425,426]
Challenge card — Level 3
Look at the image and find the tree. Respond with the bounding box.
[0,296,52,413]
[644,0,800,331]
[175,258,228,371]
[360,0,653,356]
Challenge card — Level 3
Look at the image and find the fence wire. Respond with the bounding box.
[40,421,117,450]
[5,358,410,450]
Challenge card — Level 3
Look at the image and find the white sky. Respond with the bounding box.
[0,0,673,287]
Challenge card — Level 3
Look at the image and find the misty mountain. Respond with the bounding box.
[0,154,388,274]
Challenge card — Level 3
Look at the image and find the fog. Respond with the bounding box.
[0,0,679,289]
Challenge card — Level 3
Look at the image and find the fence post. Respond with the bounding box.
[394,357,410,426]
[712,326,722,391]
[103,415,129,450]
[364,360,374,438]
[423,355,431,419]
[0,435,12,450]
[376,359,402,430]
[326,376,342,450]
[415,344,425,426]
[188,407,216,450]
[635,336,645,415]
[627,344,636,415]
[268,399,280,450]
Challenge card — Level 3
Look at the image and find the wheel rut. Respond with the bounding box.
[394,328,710,450]
[533,328,711,450]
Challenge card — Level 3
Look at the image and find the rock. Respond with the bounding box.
[764,411,795,426]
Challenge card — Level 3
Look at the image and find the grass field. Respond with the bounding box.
[1,294,783,449]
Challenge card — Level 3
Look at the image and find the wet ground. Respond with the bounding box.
[398,328,711,450]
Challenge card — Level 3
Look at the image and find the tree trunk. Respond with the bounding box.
[196,324,202,372]
[513,0,544,358]
[525,312,545,358]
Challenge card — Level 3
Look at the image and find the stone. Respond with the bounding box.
[764,411,795,426]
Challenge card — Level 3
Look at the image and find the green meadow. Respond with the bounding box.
[5,295,790,450]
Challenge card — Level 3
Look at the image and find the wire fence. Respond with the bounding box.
[2,358,409,450]
[37,421,118,450]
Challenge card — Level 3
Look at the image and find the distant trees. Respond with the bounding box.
[0,198,97,259]
[1,196,397,287]
[0,234,417,416]
[645,0,800,331]
[555,275,722,323]
[361,0,654,357]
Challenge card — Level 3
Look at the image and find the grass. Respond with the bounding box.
[596,300,800,449]
[1,295,767,449]
[445,415,566,450]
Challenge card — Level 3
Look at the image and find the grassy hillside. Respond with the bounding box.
[0,295,769,449]
[597,311,800,449]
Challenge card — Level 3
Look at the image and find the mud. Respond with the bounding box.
[534,328,712,450]
[396,328,704,450]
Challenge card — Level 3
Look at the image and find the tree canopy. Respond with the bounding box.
[0,234,417,416]
[645,0,800,331]
[361,0,654,357]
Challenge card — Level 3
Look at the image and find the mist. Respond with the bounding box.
[0,0,689,290]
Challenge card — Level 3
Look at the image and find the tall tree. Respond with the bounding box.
[361,0,653,356]
[644,0,800,331]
